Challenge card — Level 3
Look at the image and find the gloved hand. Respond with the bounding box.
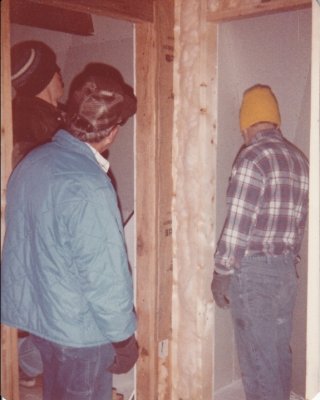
[211,272,231,309]
[108,335,139,374]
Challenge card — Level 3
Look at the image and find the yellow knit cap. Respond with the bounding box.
[239,85,281,131]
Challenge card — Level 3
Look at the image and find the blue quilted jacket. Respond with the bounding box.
[1,130,136,347]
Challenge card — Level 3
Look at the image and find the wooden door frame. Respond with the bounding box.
[1,1,174,399]
[206,1,318,398]
[1,1,18,399]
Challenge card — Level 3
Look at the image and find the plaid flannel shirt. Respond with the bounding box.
[214,129,309,275]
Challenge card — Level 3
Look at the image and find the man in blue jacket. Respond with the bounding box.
[1,64,138,400]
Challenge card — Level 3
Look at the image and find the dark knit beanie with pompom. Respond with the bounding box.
[11,40,59,96]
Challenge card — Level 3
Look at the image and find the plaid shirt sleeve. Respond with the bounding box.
[214,157,263,274]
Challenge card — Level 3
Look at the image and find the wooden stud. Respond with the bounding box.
[154,0,174,398]
[135,19,159,400]
[1,1,20,399]
[1,0,13,193]
[207,0,311,22]
[135,0,175,397]
[155,0,174,347]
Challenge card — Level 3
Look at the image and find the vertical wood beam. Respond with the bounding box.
[154,0,174,399]
[1,0,13,206]
[171,0,217,398]
[155,0,174,346]
[135,19,159,400]
[1,1,20,399]
[135,1,174,398]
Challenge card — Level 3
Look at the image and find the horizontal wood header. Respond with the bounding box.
[29,0,154,23]
[207,0,311,22]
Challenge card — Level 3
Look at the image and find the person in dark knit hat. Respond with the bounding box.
[2,63,138,400]
[10,39,65,387]
[11,40,65,167]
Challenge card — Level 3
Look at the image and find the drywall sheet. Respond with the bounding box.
[306,2,320,398]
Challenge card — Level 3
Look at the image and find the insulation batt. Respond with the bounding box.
[172,0,216,398]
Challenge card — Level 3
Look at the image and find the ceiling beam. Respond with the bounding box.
[11,0,94,35]
[207,0,311,22]
[29,0,154,23]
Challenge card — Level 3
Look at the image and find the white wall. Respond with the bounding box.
[306,2,320,398]
[215,8,311,395]
[11,15,135,222]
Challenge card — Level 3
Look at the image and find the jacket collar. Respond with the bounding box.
[85,143,110,173]
[252,128,283,144]
[53,129,98,163]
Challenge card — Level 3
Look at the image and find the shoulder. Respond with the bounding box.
[12,136,109,195]
[13,96,55,117]
[13,96,64,144]
[283,138,309,167]
[233,144,262,171]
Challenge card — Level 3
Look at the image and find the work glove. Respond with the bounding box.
[211,271,231,309]
[108,335,139,374]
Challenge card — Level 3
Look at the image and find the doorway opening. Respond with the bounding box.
[214,7,311,399]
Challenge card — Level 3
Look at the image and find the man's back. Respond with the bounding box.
[234,128,309,257]
[215,128,309,270]
[1,130,136,348]
[212,84,309,400]
[12,96,65,167]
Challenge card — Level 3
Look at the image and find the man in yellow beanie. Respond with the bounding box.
[211,84,309,400]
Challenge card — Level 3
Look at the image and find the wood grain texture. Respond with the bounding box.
[29,0,154,22]
[135,19,159,400]
[207,0,311,21]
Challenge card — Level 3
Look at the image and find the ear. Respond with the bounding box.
[90,125,120,153]
[100,125,120,151]
[241,128,248,139]
[105,125,120,145]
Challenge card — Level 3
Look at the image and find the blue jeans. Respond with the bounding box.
[31,335,115,400]
[230,255,298,400]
